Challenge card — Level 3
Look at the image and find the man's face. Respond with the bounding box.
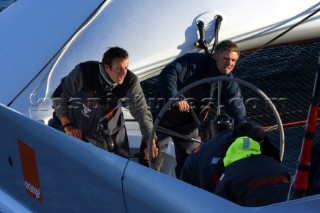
[104,57,128,84]
[214,50,239,75]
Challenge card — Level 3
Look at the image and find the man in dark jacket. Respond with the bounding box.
[180,118,281,193]
[180,114,235,192]
[214,122,290,207]
[140,40,247,178]
[49,47,158,159]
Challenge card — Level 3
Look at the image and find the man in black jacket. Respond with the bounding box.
[181,115,281,193]
[214,122,290,207]
[140,40,247,178]
[49,47,158,159]
[180,114,235,192]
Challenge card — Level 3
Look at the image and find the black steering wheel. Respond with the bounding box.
[148,76,285,170]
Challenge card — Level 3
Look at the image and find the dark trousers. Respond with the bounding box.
[139,109,200,178]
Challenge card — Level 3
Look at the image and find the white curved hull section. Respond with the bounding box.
[0,1,320,211]
[0,0,319,120]
[1,103,320,212]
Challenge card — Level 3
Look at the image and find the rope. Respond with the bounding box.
[238,7,320,65]
[263,118,320,130]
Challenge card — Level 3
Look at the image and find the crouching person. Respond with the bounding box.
[214,122,290,207]
[180,114,234,191]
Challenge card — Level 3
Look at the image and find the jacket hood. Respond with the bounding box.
[223,136,261,167]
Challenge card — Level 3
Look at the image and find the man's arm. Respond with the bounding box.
[158,53,209,110]
[125,78,158,157]
[158,54,199,99]
[52,65,84,118]
[59,116,82,139]
[52,64,84,138]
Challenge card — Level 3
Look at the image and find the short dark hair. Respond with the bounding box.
[214,40,240,56]
[233,121,265,143]
[102,46,128,68]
